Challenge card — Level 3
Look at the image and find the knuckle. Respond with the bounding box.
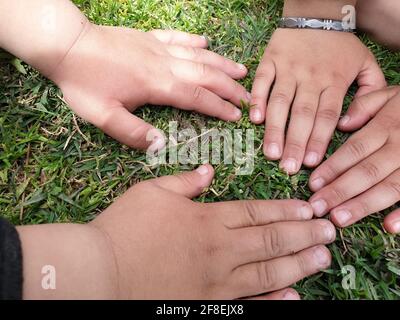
[384,179,400,198]
[263,227,282,258]
[329,185,348,203]
[254,71,269,81]
[187,46,199,58]
[242,201,260,226]
[317,108,340,122]
[359,162,381,182]
[270,92,291,106]
[293,103,316,118]
[95,108,113,131]
[359,200,371,216]
[307,137,326,149]
[351,97,367,114]
[294,253,309,276]
[346,139,368,160]
[192,86,206,103]
[196,63,208,77]
[265,124,284,135]
[285,140,304,153]
[257,262,277,291]
[309,222,321,244]
[323,162,340,178]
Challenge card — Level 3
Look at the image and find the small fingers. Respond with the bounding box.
[280,85,320,174]
[309,121,388,192]
[384,209,400,234]
[160,81,242,121]
[166,45,247,79]
[310,144,400,217]
[231,245,331,297]
[244,288,300,300]
[250,58,276,124]
[338,86,400,132]
[263,75,297,160]
[330,168,400,229]
[149,29,208,48]
[171,59,251,107]
[232,219,335,265]
[304,86,346,168]
[214,200,313,229]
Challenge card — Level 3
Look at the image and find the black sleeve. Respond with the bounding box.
[0,217,23,300]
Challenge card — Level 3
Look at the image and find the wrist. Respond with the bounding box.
[17,223,119,299]
[0,0,90,78]
[283,0,357,20]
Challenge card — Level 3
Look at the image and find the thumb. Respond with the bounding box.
[338,86,400,132]
[94,104,166,151]
[384,209,400,234]
[154,164,215,198]
[355,56,386,99]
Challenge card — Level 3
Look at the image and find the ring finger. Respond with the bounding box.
[279,84,320,174]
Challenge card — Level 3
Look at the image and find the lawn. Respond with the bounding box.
[0,0,399,300]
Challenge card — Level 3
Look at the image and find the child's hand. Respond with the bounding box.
[309,86,400,234]
[250,28,386,174]
[20,165,335,299]
[50,25,250,150]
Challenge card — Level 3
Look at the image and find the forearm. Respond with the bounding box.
[283,0,357,19]
[0,0,88,77]
[17,223,118,299]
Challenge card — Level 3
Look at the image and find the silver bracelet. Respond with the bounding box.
[279,17,356,33]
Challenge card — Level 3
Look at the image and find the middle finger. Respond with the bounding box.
[279,84,320,174]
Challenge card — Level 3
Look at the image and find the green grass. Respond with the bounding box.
[1,0,399,300]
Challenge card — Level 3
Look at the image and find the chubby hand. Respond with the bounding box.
[50,24,250,151]
[250,28,386,174]
[309,86,400,234]
[88,164,335,299]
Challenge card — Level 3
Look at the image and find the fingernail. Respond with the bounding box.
[265,143,281,159]
[283,290,299,300]
[148,135,166,153]
[238,63,248,72]
[252,108,262,122]
[281,158,298,174]
[299,205,313,219]
[246,92,252,102]
[310,177,325,191]
[304,152,319,166]
[201,35,209,43]
[313,246,330,267]
[339,115,350,126]
[333,209,352,226]
[322,221,336,241]
[196,165,209,176]
[311,199,328,216]
[234,108,242,119]
[392,220,400,233]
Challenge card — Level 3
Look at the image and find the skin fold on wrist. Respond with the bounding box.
[283,0,357,20]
